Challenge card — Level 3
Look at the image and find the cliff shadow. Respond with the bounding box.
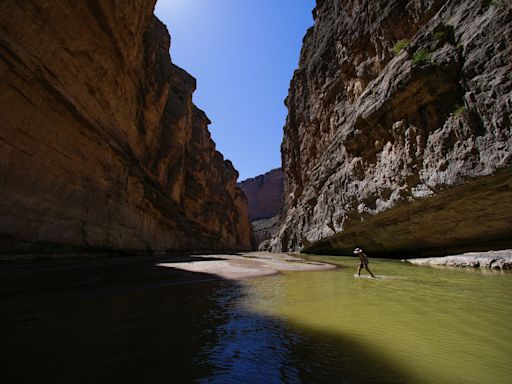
[0,255,240,384]
[0,256,411,384]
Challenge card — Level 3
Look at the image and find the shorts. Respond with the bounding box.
[359,262,369,268]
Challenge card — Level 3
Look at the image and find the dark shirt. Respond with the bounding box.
[358,252,369,265]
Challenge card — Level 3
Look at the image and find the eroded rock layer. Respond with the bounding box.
[271,0,512,257]
[0,0,251,254]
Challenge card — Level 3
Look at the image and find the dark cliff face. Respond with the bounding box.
[238,168,284,221]
[0,0,251,254]
[272,0,512,257]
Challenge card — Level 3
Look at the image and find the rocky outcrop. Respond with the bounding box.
[238,168,284,221]
[272,0,512,257]
[408,250,512,269]
[0,0,251,255]
[251,216,281,251]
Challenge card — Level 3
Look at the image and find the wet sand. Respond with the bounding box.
[158,252,336,280]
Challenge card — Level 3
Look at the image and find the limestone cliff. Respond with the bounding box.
[272,0,512,257]
[238,168,284,221]
[0,0,251,255]
[238,168,284,250]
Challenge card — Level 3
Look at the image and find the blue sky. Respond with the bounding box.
[154,0,315,181]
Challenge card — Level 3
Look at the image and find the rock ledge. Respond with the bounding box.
[407,250,512,269]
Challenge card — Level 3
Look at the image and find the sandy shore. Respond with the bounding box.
[0,252,336,296]
[158,252,336,280]
[407,250,512,270]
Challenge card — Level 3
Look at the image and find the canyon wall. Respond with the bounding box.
[272,0,512,257]
[238,168,284,221]
[238,168,284,249]
[0,0,251,255]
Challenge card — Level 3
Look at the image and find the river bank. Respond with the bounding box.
[407,250,512,269]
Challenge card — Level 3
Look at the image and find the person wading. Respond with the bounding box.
[354,248,375,278]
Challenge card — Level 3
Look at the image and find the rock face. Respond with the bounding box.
[238,168,284,221]
[0,0,251,255]
[251,216,281,251]
[238,168,284,249]
[271,0,512,257]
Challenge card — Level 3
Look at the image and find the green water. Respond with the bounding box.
[1,256,511,383]
[240,256,512,383]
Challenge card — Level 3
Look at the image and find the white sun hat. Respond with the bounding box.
[353,248,363,254]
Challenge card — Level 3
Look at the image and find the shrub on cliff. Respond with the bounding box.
[392,39,410,55]
[412,49,430,66]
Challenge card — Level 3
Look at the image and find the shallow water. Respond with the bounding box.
[1,256,511,383]
[239,256,512,383]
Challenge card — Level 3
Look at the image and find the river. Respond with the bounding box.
[1,255,511,383]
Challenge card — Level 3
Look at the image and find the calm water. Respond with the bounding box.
[1,256,511,383]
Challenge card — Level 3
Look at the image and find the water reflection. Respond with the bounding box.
[196,283,301,383]
[1,280,228,383]
[196,283,409,384]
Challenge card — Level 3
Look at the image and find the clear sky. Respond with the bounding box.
[154,0,315,181]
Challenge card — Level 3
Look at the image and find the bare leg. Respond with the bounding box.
[357,266,362,276]
[365,265,375,278]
